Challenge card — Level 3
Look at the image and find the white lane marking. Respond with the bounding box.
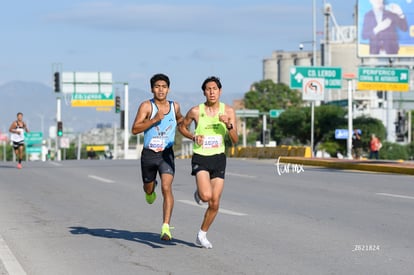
[226,172,256,178]
[88,175,115,183]
[178,200,248,216]
[0,234,27,275]
[376,193,414,200]
[49,162,62,166]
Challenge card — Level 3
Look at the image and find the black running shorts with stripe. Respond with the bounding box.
[191,153,226,179]
[141,147,175,184]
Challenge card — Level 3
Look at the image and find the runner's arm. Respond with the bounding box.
[131,101,159,135]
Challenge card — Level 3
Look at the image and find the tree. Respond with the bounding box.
[243,80,303,144]
[244,80,302,111]
[314,104,347,144]
[273,107,309,145]
[274,104,346,147]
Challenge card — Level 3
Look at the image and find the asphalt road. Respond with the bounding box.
[0,159,413,275]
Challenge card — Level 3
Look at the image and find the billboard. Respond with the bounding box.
[357,0,414,57]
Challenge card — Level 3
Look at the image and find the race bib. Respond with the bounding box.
[148,137,164,152]
[202,135,222,149]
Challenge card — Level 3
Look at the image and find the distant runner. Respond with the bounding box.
[9,112,29,169]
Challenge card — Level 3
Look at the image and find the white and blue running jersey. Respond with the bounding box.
[143,99,177,152]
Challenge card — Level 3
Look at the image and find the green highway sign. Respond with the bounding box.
[357,67,410,91]
[25,132,43,145]
[269,109,284,118]
[71,93,114,107]
[72,93,113,100]
[290,66,342,89]
[26,145,42,154]
[25,132,43,153]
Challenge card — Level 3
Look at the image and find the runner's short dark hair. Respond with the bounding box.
[201,76,222,91]
[150,74,170,88]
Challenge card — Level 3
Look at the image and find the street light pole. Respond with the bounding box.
[123,83,129,159]
[36,113,45,136]
[311,0,317,157]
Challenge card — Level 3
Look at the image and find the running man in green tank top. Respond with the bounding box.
[179,76,238,249]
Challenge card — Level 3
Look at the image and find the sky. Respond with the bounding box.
[1,0,356,98]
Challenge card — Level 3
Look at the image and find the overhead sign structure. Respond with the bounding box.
[302,78,325,101]
[62,72,115,108]
[290,66,342,89]
[357,67,410,91]
[62,72,113,94]
[235,109,260,118]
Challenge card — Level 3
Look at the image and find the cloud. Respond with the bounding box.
[190,48,224,62]
[45,2,308,36]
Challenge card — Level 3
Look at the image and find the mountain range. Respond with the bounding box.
[0,81,244,137]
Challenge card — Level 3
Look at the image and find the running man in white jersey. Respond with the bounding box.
[131,74,183,241]
[9,112,29,169]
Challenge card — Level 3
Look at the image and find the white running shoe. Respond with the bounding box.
[196,233,213,249]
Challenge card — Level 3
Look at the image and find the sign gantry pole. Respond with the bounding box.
[347,78,353,159]
[56,96,62,161]
[312,0,317,156]
[343,73,356,159]
[123,82,129,159]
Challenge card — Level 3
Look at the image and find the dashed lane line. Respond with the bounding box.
[178,200,248,216]
[226,172,256,178]
[88,175,115,183]
[0,234,27,275]
[376,192,414,200]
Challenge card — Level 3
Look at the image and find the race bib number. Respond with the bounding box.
[148,137,164,152]
[202,135,222,149]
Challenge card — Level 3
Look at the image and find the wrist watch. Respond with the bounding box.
[227,124,233,130]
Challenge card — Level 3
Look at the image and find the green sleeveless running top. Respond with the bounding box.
[193,102,227,156]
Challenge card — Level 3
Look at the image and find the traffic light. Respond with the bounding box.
[115,96,121,113]
[54,72,60,92]
[57,121,63,136]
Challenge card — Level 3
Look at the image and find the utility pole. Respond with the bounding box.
[123,83,129,159]
[310,0,317,156]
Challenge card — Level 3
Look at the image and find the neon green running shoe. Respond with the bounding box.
[145,191,156,204]
[160,223,174,241]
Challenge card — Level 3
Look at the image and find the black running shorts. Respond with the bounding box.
[191,153,226,179]
[12,140,25,149]
[141,147,175,184]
